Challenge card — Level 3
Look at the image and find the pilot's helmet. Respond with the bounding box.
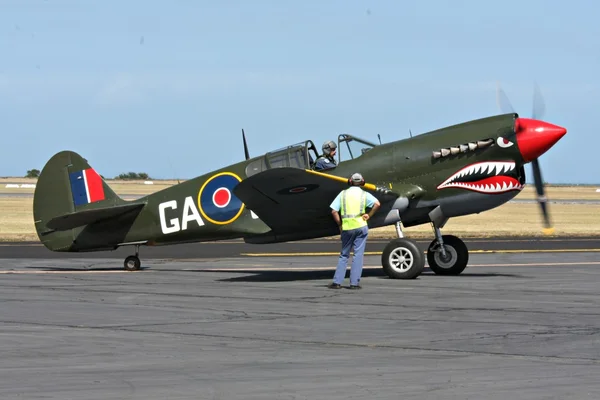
[322,140,337,155]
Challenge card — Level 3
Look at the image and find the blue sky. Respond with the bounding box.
[1,0,597,183]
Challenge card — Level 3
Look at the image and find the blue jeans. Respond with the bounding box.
[333,225,369,286]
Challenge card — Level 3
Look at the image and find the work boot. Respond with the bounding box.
[328,283,342,289]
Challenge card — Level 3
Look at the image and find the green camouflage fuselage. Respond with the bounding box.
[33,113,526,252]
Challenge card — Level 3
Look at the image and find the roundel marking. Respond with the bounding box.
[213,187,231,208]
[197,172,245,225]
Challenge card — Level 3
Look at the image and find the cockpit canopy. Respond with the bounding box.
[336,134,378,162]
[245,134,378,177]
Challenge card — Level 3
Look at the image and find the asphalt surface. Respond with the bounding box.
[2,236,600,260]
[1,249,600,399]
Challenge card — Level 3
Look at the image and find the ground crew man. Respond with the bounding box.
[314,140,337,171]
[328,172,381,289]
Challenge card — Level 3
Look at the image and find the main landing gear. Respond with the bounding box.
[425,206,469,276]
[381,222,425,279]
[123,244,142,271]
[426,232,469,276]
[381,206,469,279]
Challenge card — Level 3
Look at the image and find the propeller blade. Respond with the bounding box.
[494,81,555,235]
[532,81,546,120]
[242,129,250,160]
[531,158,554,235]
[496,81,515,114]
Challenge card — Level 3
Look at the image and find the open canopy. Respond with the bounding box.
[244,134,379,177]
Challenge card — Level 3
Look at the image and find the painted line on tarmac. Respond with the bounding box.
[241,248,600,257]
[243,251,381,256]
[2,238,600,247]
[0,270,132,274]
[466,261,600,267]
[0,243,43,247]
[175,238,600,244]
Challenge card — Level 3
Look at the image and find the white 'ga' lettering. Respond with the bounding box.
[159,200,179,234]
[158,196,205,235]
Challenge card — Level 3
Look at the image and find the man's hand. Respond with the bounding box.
[363,201,381,221]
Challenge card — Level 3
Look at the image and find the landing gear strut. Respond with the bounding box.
[381,221,425,279]
[123,245,142,271]
[426,207,469,275]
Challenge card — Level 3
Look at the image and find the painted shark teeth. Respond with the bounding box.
[477,139,493,148]
[436,160,521,194]
[432,138,494,159]
[443,161,515,184]
[441,180,523,193]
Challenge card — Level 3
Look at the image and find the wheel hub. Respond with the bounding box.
[389,247,414,272]
[433,245,457,268]
[439,251,452,262]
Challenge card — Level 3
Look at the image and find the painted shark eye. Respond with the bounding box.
[496,137,514,148]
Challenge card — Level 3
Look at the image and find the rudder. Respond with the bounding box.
[33,151,125,251]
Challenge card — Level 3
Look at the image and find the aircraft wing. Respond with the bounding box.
[233,168,423,241]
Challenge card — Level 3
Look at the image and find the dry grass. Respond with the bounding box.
[0,178,180,196]
[2,177,599,200]
[369,202,600,239]
[0,198,36,242]
[516,185,600,200]
[1,196,599,242]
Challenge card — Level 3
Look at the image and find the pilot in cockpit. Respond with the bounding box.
[314,141,338,171]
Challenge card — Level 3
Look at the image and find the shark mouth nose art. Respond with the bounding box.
[436,161,523,194]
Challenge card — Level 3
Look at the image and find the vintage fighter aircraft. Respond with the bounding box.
[32,85,567,279]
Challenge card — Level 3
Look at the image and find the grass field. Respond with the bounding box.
[2,177,600,199]
[0,177,180,197]
[1,178,599,241]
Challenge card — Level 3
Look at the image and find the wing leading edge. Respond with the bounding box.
[233,168,424,243]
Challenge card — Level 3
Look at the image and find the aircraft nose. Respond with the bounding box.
[514,118,567,163]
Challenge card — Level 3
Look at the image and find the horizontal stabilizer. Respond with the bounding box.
[45,203,145,231]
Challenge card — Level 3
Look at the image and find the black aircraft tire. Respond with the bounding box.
[427,235,469,275]
[381,238,425,279]
[124,255,141,271]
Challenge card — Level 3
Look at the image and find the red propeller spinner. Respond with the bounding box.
[514,118,567,163]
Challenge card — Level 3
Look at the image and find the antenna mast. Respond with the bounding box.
[242,129,250,160]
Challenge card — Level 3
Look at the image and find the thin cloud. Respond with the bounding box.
[95,74,145,106]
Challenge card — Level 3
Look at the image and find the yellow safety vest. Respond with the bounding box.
[340,188,368,231]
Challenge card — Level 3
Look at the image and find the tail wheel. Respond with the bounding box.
[427,234,468,275]
[124,255,141,271]
[381,238,425,279]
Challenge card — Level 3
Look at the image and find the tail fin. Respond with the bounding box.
[33,151,144,251]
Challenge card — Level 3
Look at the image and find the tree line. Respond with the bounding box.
[25,169,152,180]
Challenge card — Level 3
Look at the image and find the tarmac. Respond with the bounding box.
[1,237,600,399]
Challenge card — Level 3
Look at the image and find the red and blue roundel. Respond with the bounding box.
[197,172,245,225]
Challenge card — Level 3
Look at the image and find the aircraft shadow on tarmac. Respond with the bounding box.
[210,268,526,282]
[23,266,526,280]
